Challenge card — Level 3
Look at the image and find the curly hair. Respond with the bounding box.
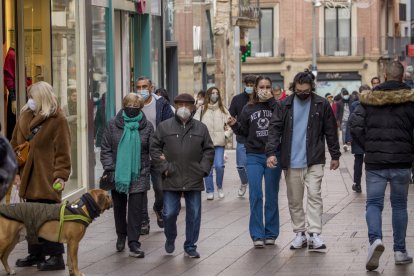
[289,69,316,92]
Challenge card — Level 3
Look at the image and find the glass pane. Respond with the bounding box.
[92,6,109,188]
[249,27,260,56]
[338,8,350,54]
[260,9,273,56]
[51,0,80,194]
[324,8,337,55]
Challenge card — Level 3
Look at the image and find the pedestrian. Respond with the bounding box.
[403,72,414,88]
[63,88,78,179]
[350,61,414,271]
[94,92,106,149]
[155,88,175,112]
[335,88,352,152]
[11,81,71,271]
[0,129,17,201]
[194,87,231,200]
[272,85,283,100]
[136,76,174,234]
[266,70,340,252]
[324,93,337,115]
[228,76,282,248]
[229,74,256,197]
[345,85,370,193]
[100,93,154,258]
[150,93,214,258]
[371,76,380,89]
[195,90,205,109]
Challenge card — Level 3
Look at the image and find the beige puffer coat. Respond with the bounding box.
[194,103,231,147]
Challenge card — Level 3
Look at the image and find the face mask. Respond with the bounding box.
[176,107,191,121]
[257,89,272,101]
[139,90,150,101]
[27,98,37,111]
[124,107,141,118]
[295,91,311,101]
[210,94,219,103]
[343,95,350,100]
[245,87,253,94]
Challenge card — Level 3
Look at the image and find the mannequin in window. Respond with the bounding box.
[3,46,16,140]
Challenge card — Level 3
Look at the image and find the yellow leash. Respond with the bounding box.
[57,200,92,242]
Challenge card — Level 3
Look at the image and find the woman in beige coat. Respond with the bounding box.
[11,81,71,271]
[194,87,231,200]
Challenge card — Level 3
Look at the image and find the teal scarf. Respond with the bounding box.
[115,111,143,193]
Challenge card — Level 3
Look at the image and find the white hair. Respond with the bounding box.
[22,81,58,117]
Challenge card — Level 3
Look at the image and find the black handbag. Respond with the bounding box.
[99,170,115,191]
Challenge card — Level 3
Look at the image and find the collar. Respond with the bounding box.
[70,194,102,220]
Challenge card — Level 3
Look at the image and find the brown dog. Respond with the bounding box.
[0,189,112,276]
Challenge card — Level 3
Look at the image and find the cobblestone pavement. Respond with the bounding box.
[3,150,414,275]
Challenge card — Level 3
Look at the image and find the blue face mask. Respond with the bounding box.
[245,87,253,94]
[139,90,150,101]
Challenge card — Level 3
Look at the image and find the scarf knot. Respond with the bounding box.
[114,111,143,193]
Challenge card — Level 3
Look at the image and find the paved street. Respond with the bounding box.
[3,150,414,275]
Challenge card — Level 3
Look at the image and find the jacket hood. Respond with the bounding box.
[359,89,414,106]
[114,109,148,130]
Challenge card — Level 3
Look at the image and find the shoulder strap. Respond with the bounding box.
[27,126,41,141]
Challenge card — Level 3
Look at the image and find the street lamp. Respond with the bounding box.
[311,0,321,78]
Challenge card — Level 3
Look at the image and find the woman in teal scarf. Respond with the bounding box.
[101,93,154,258]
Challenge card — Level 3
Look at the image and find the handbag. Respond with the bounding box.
[99,170,115,191]
[14,126,41,167]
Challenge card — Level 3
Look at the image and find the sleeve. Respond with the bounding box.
[149,126,170,175]
[162,101,175,121]
[199,126,215,176]
[229,96,237,117]
[323,101,341,160]
[230,107,249,137]
[53,116,72,180]
[100,123,115,171]
[265,102,284,157]
[349,104,366,150]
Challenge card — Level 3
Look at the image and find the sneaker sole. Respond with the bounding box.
[366,244,385,271]
[129,252,145,258]
[290,242,307,250]
[395,258,413,265]
[184,253,200,258]
[308,244,327,252]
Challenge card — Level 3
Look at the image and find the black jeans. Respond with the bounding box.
[142,166,163,222]
[112,190,145,246]
[6,93,16,141]
[354,154,364,186]
[26,199,65,256]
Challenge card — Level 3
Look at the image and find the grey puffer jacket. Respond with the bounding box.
[100,110,154,193]
[150,116,215,191]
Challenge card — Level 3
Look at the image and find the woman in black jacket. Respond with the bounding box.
[228,76,282,248]
[101,93,154,258]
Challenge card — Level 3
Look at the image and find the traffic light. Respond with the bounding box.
[241,41,252,62]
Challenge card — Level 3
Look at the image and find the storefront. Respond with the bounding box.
[1,0,154,199]
[316,71,362,97]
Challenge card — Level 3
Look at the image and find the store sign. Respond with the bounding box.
[318,72,361,81]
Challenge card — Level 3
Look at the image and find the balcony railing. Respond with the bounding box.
[317,37,365,57]
[380,36,412,59]
[235,0,260,28]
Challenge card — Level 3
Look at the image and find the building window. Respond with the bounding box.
[324,7,351,56]
[400,4,407,21]
[249,9,273,57]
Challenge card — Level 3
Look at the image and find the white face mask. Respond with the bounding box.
[176,107,191,121]
[257,89,272,101]
[27,98,37,111]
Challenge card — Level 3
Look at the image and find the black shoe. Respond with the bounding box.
[15,254,44,267]
[184,249,200,258]
[154,208,164,228]
[116,236,126,252]
[129,242,145,258]
[352,184,362,193]
[37,255,65,271]
[165,239,175,254]
[141,221,150,235]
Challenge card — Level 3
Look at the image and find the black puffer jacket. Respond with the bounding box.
[100,110,154,193]
[349,81,414,170]
[266,93,340,169]
[150,116,215,191]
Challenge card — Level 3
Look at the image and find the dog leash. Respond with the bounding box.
[57,200,92,242]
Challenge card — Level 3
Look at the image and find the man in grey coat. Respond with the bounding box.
[150,93,214,258]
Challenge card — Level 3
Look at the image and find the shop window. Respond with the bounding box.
[248,9,273,57]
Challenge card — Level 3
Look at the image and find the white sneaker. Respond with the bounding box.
[207,193,214,200]
[253,240,264,248]
[265,238,276,245]
[308,233,327,252]
[218,189,225,199]
[290,232,307,249]
[366,239,385,271]
[238,184,247,197]
[394,251,413,265]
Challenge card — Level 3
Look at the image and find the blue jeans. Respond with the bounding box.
[365,169,411,252]
[236,143,248,185]
[205,146,225,193]
[163,191,201,252]
[246,153,281,241]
